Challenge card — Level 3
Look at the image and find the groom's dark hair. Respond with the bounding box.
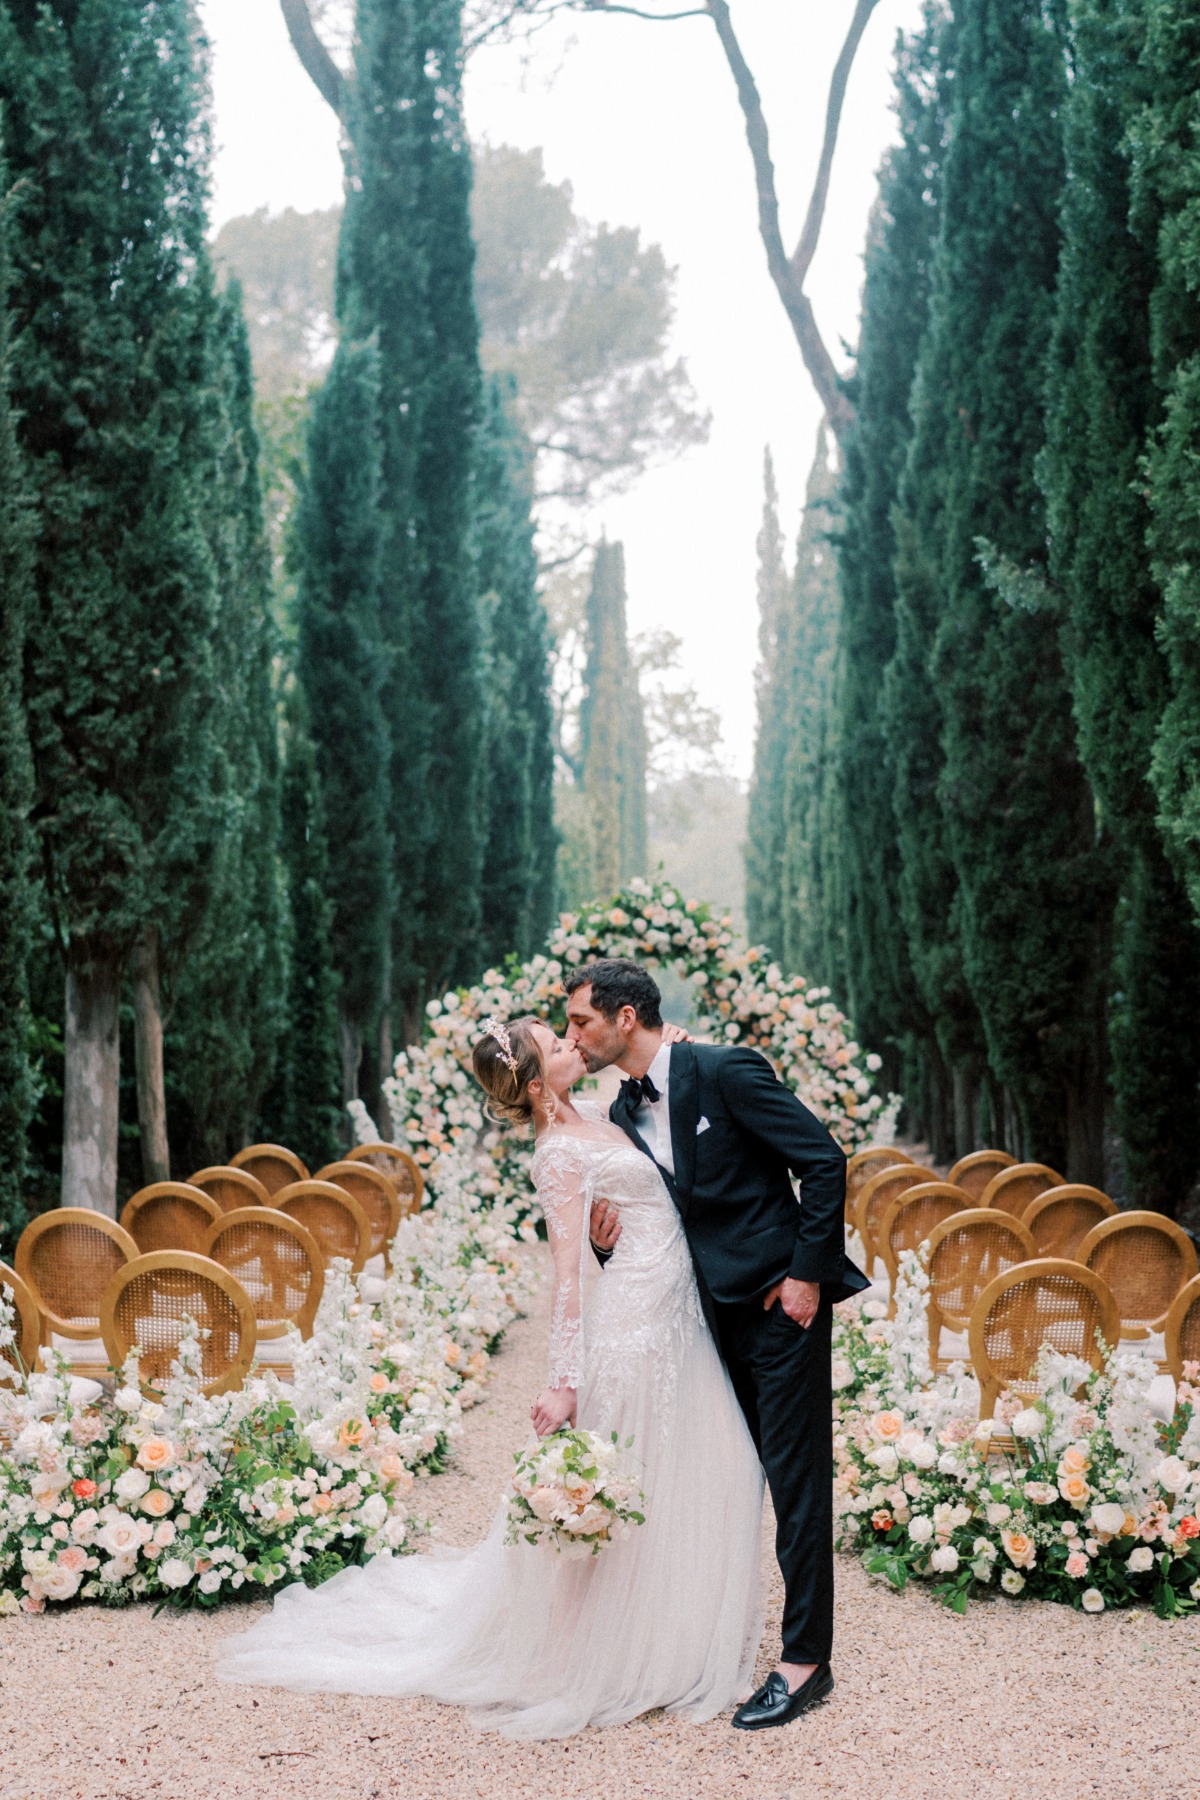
[564,958,663,1029]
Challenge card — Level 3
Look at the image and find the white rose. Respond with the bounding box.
[869,1447,899,1478]
[1081,1587,1105,1613]
[985,1503,1012,1526]
[183,1485,207,1514]
[908,1516,934,1545]
[1000,1569,1025,1595]
[114,1467,151,1503]
[1155,1456,1191,1496]
[157,1558,192,1590]
[1090,1503,1126,1536]
[1011,1407,1044,1440]
[358,1494,388,1531]
[1127,1546,1154,1573]
[95,1516,141,1557]
[40,1565,82,1602]
[909,1439,937,1471]
[938,1453,960,1475]
[930,1545,959,1574]
[830,1360,854,1391]
[113,1387,142,1414]
[197,1570,222,1595]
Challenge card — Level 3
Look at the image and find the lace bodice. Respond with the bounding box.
[530,1105,699,1394]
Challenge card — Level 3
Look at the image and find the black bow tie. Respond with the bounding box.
[622,1072,661,1107]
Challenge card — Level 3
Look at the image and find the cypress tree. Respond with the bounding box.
[917,0,1110,1177]
[1040,0,1200,1211]
[294,338,391,1102]
[0,127,34,1246]
[1,0,226,1213]
[837,6,949,1113]
[745,450,791,955]
[475,375,557,965]
[577,541,648,897]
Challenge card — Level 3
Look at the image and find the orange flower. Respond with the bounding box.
[870,1510,893,1532]
[72,1478,96,1501]
[368,1372,390,1394]
[310,1492,334,1515]
[1177,1516,1200,1540]
[136,1437,174,1473]
[338,1419,366,1449]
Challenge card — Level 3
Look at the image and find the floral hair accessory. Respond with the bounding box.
[481,1016,518,1074]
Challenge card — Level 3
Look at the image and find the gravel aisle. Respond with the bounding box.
[3,1247,1198,1800]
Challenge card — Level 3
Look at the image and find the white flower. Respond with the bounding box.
[358,1493,388,1531]
[197,1570,222,1595]
[868,1447,899,1478]
[908,1516,934,1545]
[95,1516,141,1558]
[1081,1588,1105,1612]
[1127,1546,1154,1573]
[39,1565,83,1602]
[1155,1456,1191,1496]
[1000,1569,1025,1595]
[113,1387,143,1414]
[830,1359,854,1392]
[930,1545,959,1574]
[1011,1407,1044,1440]
[1090,1503,1126,1536]
[114,1467,151,1503]
[158,1558,192,1590]
[985,1503,1011,1526]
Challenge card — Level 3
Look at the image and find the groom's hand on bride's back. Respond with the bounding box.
[590,1200,622,1251]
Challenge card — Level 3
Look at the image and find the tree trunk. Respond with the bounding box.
[1065,1055,1107,1194]
[338,1005,363,1106]
[952,1064,977,1161]
[61,946,123,1215]
[376,961,395,1141]
[129,929,170,1185]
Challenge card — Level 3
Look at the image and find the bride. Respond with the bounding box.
[217,1016,764,1739]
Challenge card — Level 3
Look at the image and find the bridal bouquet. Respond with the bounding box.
[506,1429,645,1557]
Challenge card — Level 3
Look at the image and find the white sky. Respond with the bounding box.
[200,0,927,778]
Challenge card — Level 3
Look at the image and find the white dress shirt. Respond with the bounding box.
[629,1039,675,1178]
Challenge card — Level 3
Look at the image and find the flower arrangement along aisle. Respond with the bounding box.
[0,1174,537,1617]
[506,1429,645,1557]
[373,877,898,1213]
[832,1253,1200,1618]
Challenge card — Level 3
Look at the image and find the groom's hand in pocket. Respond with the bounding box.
[590,1199,622,1252]
[764,1276,820,1329]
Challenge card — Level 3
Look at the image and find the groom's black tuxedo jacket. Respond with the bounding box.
[609,1041,868,1308]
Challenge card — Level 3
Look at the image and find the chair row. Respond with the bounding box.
[222,1140,425,1215]
[849,1147,1087,1266]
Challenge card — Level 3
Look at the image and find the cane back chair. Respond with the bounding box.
[230,1144,309,1197]
[969,1258,1120,1423]
[188,1166,271,1212]
[1023,1185,1117,1260]
[0,1262,41,1379]
[924,1210,1035,1373]
[846,1146,913,1224]
[100,1251,257,1397]
[879,1183,972,1298]
[1076,1211,1199,1342]
[979,1162,1065,1219]
[16,1210,139,1374]
[203,1208,324,1369]
[345,1143,426,1217]
[1164,1276,1200,1386]
[120,1184,222,1256]
[271,1181,370,1274]
[946,1149,1016,1205]
[856,1164,939,1274]
[315,1162,401,1268]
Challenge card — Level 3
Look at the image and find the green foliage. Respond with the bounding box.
[212,207,340,403]
[0,129,33,1247]
[568,541,649,903]
[745,449,791,957]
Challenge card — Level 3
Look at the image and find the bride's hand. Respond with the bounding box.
[531,1386,576,1438]
[662,1021,694,1045]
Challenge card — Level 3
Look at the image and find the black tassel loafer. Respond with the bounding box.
[731,1664,834,1731]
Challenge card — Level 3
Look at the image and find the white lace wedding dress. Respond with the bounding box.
[217,1107,765,1739]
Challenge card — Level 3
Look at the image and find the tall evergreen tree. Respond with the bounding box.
[915,0,1110,1176]
[1040,0,1200,1211]
[339,0,486,1038]
[0,128,34,1247]
[294,338,391,1102]
[576,541,648,898]
[837,5,949,1114]
[475,375,557,966]
[1,0,227,1212]
[745,450,791,954]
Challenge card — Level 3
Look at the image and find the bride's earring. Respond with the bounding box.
[545,1089,559,1126]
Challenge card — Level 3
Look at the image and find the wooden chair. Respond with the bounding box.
[100,1251,257,1398]
[855,1164,938,1274]
[203,1208,324,1371]
[270,1180,370,1274]
[1077,1212,1199,1341]
[979,1162,1065,1219]
[1024,1185,1117,1260]
[1164,1276,1200,1384]
[345,1143,425,1216]
[969,1258,1120,1423]
[946,1149,1016,1205]
[188,1166,271,1211]
[925,1210,1035,1373]
[119,1183,223,1255]
[16,1210,139,1376]
[315,1162,401,1269]
[0,1262,41,1379]
[846,1146,912,1223]
[879,1183,972,1299]
[230,1144,309,1197]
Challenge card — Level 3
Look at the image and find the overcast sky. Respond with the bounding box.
[200,0,927,778]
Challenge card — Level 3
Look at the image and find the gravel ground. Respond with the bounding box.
[3,1245,1198,1800]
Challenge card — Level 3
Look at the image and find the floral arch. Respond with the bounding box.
[375,879,897,1212]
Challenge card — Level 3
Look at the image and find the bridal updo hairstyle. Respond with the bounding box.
[471,1016,545,1127]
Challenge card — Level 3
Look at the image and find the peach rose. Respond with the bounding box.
[1064,1550,1089,1578]
[140,1487,173,1518]
[869,1411,905,1444]
[1058,1444,1089,1477]
[136,1437,175,1474]
[368,1373,390,1394]
[1059,1473,1091,1509]
[57,1546,87,1573]
[1001,1528,1036,1569]
[338,1419,366,1449]
[310,1492,334,1514]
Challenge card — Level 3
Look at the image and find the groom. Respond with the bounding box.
[564,957,867,1730]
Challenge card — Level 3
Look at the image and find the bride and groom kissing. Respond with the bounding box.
[220,957,868,1740]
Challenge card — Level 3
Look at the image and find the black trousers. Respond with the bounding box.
[712,1294,834,1665]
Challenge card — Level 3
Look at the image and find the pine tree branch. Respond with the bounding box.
[279,0,345,119]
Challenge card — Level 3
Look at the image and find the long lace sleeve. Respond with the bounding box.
[532,1139,589,1391]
